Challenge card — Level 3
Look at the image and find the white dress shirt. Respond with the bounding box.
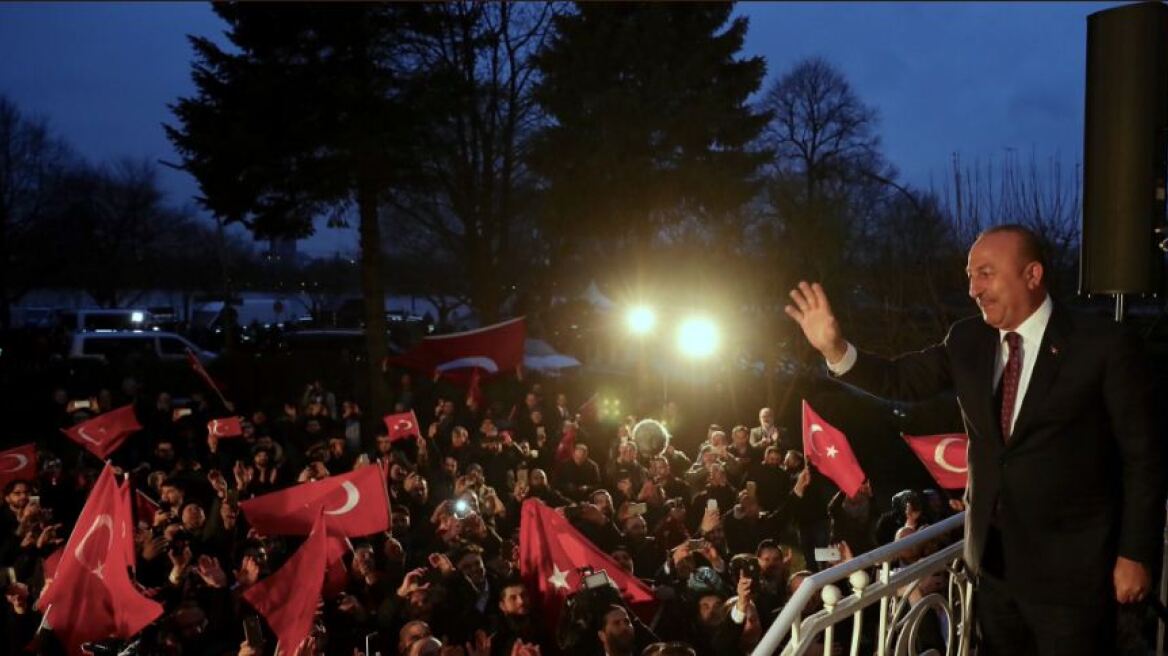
[827,295,1052,437]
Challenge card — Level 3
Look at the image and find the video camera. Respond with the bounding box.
[555,567,626,652]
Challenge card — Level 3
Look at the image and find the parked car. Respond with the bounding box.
[56,308,156,333]
[69,331,217,364]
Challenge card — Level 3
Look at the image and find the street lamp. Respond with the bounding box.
[677,316,718,359]
[627,306,656,336]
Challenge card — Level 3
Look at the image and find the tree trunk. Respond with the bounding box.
[358,180,393,420]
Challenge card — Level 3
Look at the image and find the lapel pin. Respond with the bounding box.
[1049,345,1059,356]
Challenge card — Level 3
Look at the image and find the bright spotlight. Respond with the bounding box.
[130,311,145,323]
[677,316,718,358]
[627,306,656,335]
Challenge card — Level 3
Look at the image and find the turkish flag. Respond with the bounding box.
[134,489,161,526]
[519,499,657,628]
[802,401,866,498]
[322,536,349,599]
[61,405,141,459]
[116,478,136,570]
[240,465,390,537]
[0,443,37,490]
[37,464,162,654]
[388,317,526,376]
[207,416,244,439]
[243,510,328,656]
[901,433,969,490]
[43,547,64,580]
[383,410,421,443]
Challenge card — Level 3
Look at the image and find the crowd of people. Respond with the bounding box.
[0,373,961,656]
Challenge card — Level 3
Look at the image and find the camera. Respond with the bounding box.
[729,554,761,586]
[452,498,473,520]
[556,567,625,652]
[169,531,191,555]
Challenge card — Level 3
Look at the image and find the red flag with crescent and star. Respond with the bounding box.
[387,317,526,377]
[242,509,328,656]
[0,443,37,491]
[61,404,141,459]
[383,410,421,443]
[518,498,657,629]
[901,433,969,490]
[36,464,162,654]
[239,464,390,537]
[207,416,244,439]
[802,401,866,498]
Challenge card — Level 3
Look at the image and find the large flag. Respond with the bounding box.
[388,317,526,376]
[207,416,244,439]
[382,410,421,443]
[519,499,657,628]
[242,510,328,656]
[240,465,390,537]
[61,405,141,459]
[37,464,162,654]
[901,432,969,490]
[802,401,866,498]
[115,477,136,570]
[0,443,37,491]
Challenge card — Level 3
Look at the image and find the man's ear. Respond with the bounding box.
[1025,261,1045,290]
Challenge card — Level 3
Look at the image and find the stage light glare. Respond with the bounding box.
[677,316,718,359]
[627,306,656,335]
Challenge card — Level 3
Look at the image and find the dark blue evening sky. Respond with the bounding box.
[0,2,1126,256]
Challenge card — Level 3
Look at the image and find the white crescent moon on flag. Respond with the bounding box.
[806,423,825,457]
[395,420,413,431]
[0,453,28,472]
[77,426,102,445]
[435,357,499,374]
[934,437,967,473]
[324,481,360,515]
[74,513,114,579]
[209,421,221,436]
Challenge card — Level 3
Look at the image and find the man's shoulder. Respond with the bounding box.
[945,314,992,343]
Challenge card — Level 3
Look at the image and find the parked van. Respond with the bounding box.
[69,331,216,364]
[56,308,156,333]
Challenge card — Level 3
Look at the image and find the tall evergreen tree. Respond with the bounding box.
[167,3,416,414]
[530,3,772,271]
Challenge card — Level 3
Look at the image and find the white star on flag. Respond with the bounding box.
[826,445,838,458]
[547,564,570,591]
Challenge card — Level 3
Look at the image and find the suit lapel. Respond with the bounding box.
[965,320,1004,447]
[1008,303,1069,445]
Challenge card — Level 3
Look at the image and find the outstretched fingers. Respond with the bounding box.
[810,282,831,312]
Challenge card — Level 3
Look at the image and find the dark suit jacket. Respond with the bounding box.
[837,305,1165,605]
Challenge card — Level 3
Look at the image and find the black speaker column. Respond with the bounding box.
[1081,2,1168,299]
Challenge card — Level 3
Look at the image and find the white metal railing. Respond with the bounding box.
[751,512,971,656]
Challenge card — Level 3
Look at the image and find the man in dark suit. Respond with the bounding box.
[784,225,1165,655]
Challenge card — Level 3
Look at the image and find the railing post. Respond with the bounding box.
[877,561,891,656]
[822,584,841,655]
[848,569,870,656]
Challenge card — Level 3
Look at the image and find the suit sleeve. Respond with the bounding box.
[837,331,954,404]
[1103,328,1167,566]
